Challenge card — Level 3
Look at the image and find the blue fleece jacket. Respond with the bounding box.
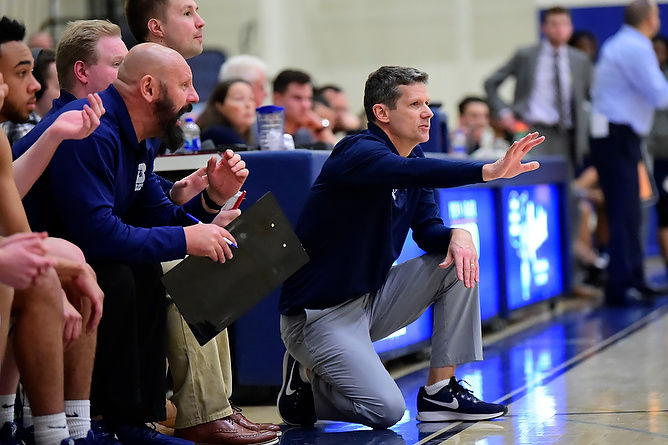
[279,122,486,315]
[13,85,214,263]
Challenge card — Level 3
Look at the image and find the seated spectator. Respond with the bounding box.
[32,49,59,118]
[197,79,255,147]
[273,69,334,147]
[569,30,599,62]
[1,48,59,145]
[312,93,336,133]
[451,96,493,155]
[317,85,361,134]
[26,30,54,50]
[219,54,268,108]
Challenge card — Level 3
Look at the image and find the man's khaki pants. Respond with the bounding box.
[166,302,233,429]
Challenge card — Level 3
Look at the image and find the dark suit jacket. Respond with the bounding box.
[484,43,593,165]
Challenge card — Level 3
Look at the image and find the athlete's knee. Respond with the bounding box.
[44,237,85,263]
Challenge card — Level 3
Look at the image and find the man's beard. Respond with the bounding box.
[0,97,32,124]
[154,89,192,152]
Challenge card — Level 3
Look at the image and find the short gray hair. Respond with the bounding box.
[218,54,266,83]
[363,66,428,123]
[625,0,655,27]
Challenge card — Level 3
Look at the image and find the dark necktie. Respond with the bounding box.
[553,49,566,130]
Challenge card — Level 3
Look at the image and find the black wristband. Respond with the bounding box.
[202,188,222,211]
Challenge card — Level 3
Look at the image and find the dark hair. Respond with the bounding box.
[652,34,668,66]
[625,0,654,27]
[569,30,598,48]
[273,69,311,94]
[542,6,571,24]
[32,48,56,101]
[125,0,168,43]
[196,78,253,142]
[363,66,428,123]
[458,96,489,116]
[317,84,342,95]
[652,33,668,47]
[0,17,26,57]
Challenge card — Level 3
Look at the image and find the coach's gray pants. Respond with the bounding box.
[280,253,483,428]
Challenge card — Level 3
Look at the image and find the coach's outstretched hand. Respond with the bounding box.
[481,132,544,181]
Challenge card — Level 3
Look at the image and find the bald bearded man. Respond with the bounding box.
[14,43,248,445]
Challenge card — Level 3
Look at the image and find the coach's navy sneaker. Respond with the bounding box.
[276,352,316,426]
[0,422,24,445]
[416,377,507,422]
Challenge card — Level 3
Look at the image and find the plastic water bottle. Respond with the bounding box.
[182,117,201,152]
[451,129,467,158]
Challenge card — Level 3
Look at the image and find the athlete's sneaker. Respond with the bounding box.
[416,377,507,422]
[0,422,24,445]
[75,420,122,445]
[114,424,193,445]
[276,352,316,426]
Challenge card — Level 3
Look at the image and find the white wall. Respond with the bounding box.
[199,0,540,125]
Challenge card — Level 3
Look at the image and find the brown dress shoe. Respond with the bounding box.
[230,405,281,434]
[174,417,278,445]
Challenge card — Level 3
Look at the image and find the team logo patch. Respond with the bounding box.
[135,163,146,191]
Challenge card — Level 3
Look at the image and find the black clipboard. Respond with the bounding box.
[162,192,309,345]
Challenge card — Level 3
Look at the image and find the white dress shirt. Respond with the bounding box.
[525,41,573,128]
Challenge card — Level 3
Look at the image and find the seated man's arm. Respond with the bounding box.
[134,150,247,225]
[0,232,54,289]
[0,128,31,234]
[43,237,104,338]
[45,136,188,263]
[47,136,237,264]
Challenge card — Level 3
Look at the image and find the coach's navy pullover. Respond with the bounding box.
[13,85,213,263]
[279,123,486,315]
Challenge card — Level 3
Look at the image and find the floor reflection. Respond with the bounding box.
[279,427,406,445]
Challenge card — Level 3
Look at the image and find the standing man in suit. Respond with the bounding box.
[590,0,668,306]
[484,6,592,171]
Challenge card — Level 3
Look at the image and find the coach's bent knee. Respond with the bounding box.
[361,392,406,429]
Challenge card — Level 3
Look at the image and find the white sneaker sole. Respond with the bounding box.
[276,351,293,425]
[417,410,507,422]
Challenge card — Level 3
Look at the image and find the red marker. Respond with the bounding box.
[233,191,246,210]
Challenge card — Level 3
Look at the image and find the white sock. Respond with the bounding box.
[65,400,90,440]
[424,378,452,395]
[22,397,33,429]
[0,394,16,425]
[33,413,69,445]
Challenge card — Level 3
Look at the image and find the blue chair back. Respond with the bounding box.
[420,106,449,153]
[186,49,226,104]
